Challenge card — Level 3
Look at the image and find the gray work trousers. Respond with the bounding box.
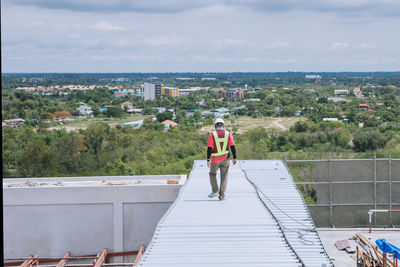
[209,157,230,198]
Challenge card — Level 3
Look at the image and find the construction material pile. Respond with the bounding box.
[355,233,399,267]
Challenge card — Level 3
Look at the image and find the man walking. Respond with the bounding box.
[207,118,237,200]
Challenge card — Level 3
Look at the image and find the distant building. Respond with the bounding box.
[201,111,213,117]
[353,87,365,99]
[144,83,161,100]
[3,118,25,127]
[53,111,72,120]
[114,93,126,98]
[99,105,113,113]
[211,108,230,118]
[77,105,93,116]
[152,107,166,113]
[112,78,129,82]
[124,120,144,127]
[201,77,216,80]
[127,108,143,114]
[334,89,349,95]
[304,89,316,93]
[231,105,247,113]
[221,89,244,100]
[176,77,195,80]
[162,87,179,97]
[161,120,178,127]
[322,118,339,122]
[244,98,261,102]
[305,75,321,79]
[190,87,210,90]
[114,88,142,98]
[186,109,203,117]
[328,97,349,102]
[246,88,260,94]
[359,103,369,111]
[16,87,36,92]
[121,101,133,110]
[179,88,200,96]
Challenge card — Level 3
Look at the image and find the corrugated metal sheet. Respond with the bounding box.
[240,160,333,267]
[138,160,332,266]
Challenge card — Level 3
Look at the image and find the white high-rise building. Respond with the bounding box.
[144,82,161,100]
[144,82,155,100]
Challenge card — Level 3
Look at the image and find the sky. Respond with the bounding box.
[2,0,400,72]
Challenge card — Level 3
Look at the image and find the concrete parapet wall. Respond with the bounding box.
[3,175,186,259]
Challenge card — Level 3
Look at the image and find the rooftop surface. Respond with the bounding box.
[3,175,186,188]
[317,228,400,267]
[138,160,332,266]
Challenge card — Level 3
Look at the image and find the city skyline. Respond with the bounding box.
[2,0,400,73]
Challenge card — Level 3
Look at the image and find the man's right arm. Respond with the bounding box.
[207,133,214,168]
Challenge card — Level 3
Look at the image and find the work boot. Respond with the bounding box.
[208,192,218,198]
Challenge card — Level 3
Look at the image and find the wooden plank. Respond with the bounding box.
[132,246,145,267]
[31,255,39,267]
[373,245,382,266]
[5,251,140,266]
[56,252,71,267]
[19,256,33,267]
[335,239,350,250]
[93,249,107,267]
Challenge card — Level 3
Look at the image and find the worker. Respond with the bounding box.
[207,118,237,200]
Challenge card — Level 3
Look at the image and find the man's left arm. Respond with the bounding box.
[229,132,237,165]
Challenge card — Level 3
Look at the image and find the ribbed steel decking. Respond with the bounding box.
[138,160,333,266]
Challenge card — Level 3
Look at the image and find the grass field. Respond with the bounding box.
[199,116,306,134]
[48,115,305,133]
[47,115,150,132]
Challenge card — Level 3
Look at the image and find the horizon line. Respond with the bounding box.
[2,71,400,74]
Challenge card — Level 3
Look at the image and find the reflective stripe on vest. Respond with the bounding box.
[211,130,229,157]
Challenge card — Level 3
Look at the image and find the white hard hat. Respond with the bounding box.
[214,118,225,125]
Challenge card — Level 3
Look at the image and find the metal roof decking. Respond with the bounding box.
[138,160,332,266]
[241,160,333,267]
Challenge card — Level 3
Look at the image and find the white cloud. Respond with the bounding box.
[328,42,349,51]
[56,23,81,29]
[28,21,45,26]
[90,21,126,30]
[264,42,290,50]
[11,0,400,17]
[67,33,80,39]
[244,57,259,62]
[143,36,190,47]
[215,38,248,47]
[89,54,164,61]
[3,0,400,72]
[273,59,297,64]
[356,42,377,50]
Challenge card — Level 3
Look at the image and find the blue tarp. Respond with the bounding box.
[376,239,400,259]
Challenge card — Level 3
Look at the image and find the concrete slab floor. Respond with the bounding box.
[317,228,400,267]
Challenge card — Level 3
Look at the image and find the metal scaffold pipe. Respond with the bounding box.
[368,209,400,233]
